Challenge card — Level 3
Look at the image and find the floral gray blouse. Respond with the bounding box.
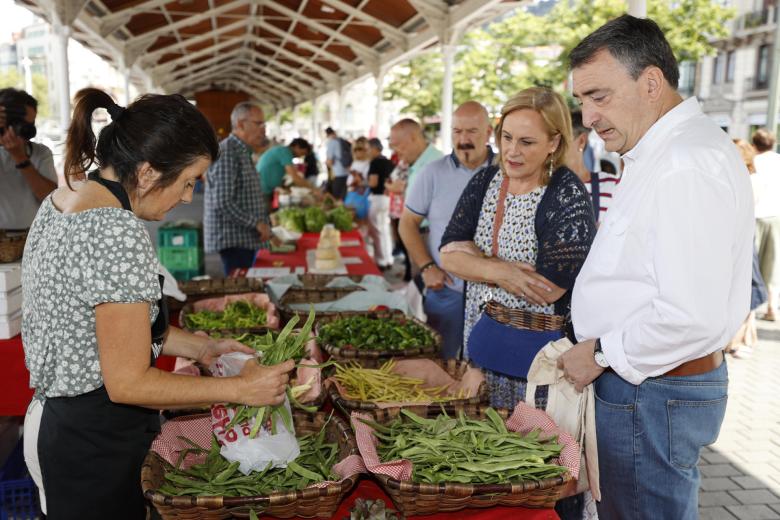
[463,174,554,359]
[21,196,160,400]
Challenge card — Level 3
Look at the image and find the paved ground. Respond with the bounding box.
[698,316,780,519]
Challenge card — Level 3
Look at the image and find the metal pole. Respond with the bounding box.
[766,3,780,136]
[54,22,71,141]
[311,97,319,149]
[123,67,131,106]
[374,70,385,139]
[337,87,346,131]
[627,0,646,17]
[441,43,456,153]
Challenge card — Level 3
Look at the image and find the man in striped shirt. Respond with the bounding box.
[566,111,619,223]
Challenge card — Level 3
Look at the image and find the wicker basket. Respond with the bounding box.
[328,358,487,414]
[277,274,365,323]
[316,311,440,367]
[168,278,265,313]
[0,230,26,263]
[179,298,276,336]
[142,412,359,519]
[361,404,571,515]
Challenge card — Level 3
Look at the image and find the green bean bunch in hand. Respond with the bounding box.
[363,408,568,484]
[227,308,318,438]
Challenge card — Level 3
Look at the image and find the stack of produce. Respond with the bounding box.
[183,300,267,331]
[364,408,568,484]
[276,205,353,233]
[315,224,341,271]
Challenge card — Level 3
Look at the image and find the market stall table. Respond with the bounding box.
[250,230,381,276]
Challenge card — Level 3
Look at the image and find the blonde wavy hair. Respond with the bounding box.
[495,87,572,184]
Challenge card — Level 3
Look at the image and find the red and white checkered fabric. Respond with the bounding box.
[506,401,580,478]
[350,412,413,481]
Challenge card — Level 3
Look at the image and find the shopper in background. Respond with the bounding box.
[401,101,495,359]
[751,128,780,321]
[325,127,350,199]
[22,88,294,520]
[256,137,312,205]
[0,88,57,230]
[366,137,396,270]
[204,101,271,275]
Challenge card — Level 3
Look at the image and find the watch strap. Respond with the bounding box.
[15,158,31,169]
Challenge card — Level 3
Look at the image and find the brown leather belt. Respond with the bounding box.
[663,350,724,377]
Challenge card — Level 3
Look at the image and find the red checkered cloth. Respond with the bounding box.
[150,414,366,488]
[351,403,580,482]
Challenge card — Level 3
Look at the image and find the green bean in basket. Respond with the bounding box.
[158,420,339,497]
[318,316,434,350]
[363,408,568,485]
[184,300,268,330]
[226,308,318,438]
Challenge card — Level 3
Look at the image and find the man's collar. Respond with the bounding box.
[450,146,495,170]
[622,96,699,163]
[229,133,252,151]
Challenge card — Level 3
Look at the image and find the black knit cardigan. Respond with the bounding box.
[439,164,597,319]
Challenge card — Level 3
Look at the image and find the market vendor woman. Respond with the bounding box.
[21,88,295,520]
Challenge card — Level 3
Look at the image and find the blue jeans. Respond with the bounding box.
[219,247,257,276]
[595,361,728,519]
[423,286,464,359]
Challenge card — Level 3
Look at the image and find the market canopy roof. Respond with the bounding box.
[19,0,522,109]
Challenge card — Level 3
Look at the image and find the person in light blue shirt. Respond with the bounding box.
[256,138,311,203]
[386,118,443,199]
[325,127,349,199]
[399,102,494,359]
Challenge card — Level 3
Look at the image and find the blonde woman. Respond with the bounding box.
[440,87,596,403]
[440,87,596,520]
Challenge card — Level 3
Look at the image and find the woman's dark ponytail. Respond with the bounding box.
[64,88,116,188]
[64,87,219,191]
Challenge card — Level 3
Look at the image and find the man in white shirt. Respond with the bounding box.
[560,15,753,519]
[750,129,780,320]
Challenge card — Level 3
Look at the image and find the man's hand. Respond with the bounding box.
[422,265,452,290]
[256,221,271,242]
[557,339,605,393]
[0,125,27,162]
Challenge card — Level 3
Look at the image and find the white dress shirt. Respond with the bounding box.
[751,151,780,219]
[571,97,754,385]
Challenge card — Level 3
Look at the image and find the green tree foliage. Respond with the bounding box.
[0,68,51,117]
[384,0,734,117]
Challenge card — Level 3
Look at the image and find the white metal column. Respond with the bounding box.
[123,67,132,106]
[337,86,347,131]
[766,2,780,135]
[311,97,319,149]
[53,22,71,140]
[441,43,457,153]
[627,0,646,17]
[374,70,385,139]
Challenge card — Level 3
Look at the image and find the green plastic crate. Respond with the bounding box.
[158,225,201,248]
[158,247,203,272]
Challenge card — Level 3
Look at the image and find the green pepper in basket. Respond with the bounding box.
[318,316,434,351]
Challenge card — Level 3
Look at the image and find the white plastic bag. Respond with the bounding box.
[209,352,300,475]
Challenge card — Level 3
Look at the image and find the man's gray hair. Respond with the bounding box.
[230,102,257,128]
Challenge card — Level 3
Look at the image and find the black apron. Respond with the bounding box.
[38,172,169,520]
[588,171,600,222]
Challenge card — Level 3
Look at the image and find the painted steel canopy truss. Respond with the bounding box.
[18,0,521,110]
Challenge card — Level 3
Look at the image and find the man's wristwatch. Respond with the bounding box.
[594,338,610,368]
[15,158,31,169]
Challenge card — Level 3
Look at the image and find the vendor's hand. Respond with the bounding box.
[557,339,604,393]
[197,338,255,367]
[256,221,271,242]
[236,359,295,407]
[0,125,27,161]
[422,265,452,290]
[492,260,553,306]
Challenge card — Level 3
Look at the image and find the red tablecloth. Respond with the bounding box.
[253,230,381,276]
[0,337,179,417]
[277,478,559,520]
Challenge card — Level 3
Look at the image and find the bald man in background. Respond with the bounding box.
[399,102,495,359]
[386,119,442,198]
